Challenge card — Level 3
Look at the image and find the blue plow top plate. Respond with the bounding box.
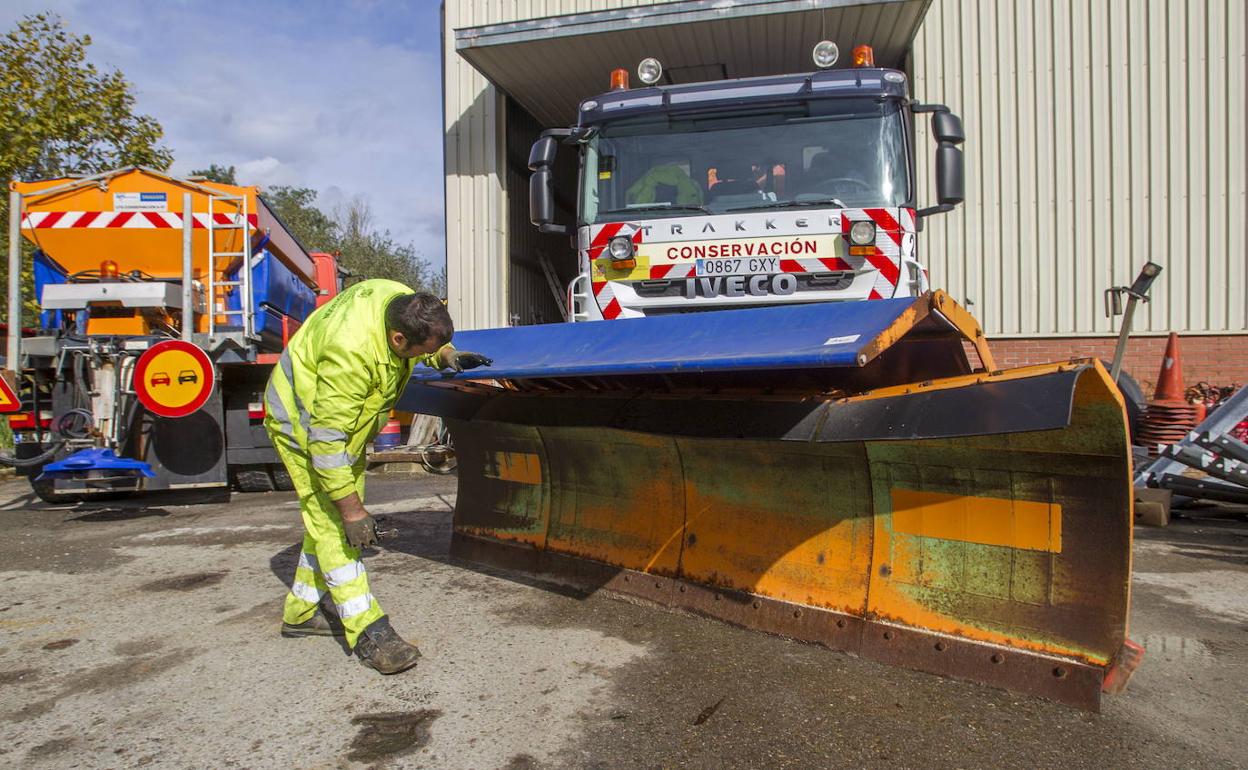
[408,297,918,383]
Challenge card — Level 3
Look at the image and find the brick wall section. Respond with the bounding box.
[977,335,1247,397]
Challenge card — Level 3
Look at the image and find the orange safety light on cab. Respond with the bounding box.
[852,45,875,68]
[610,68,630,90]
[100,259,119,278]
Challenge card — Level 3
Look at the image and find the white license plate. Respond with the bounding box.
[695,257,781,277]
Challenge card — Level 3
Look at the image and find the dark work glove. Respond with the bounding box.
[343,514,379,549]
[446,350,493,372]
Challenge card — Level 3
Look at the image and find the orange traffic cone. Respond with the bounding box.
[1137,333,1202,454]
[1153,332,1186,402]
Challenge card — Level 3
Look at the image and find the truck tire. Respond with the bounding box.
[1116,370,1146,447]
[1098,360,1145,446]
[231,465,275,493]
[30,477,85,505]
[269,464,295,492]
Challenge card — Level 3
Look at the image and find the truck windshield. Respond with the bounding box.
[581,98,908,224]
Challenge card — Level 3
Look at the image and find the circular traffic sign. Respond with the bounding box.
[133,340,215,418]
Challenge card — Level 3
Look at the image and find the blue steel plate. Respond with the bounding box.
[410,298,918,383]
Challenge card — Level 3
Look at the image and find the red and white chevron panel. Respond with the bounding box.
[841,208,910,299]
[589,223,645,319]
[21,211,258,230]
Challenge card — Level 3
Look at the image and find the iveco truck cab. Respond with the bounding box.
[528,43,966,321]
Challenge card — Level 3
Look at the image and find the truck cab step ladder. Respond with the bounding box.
[206,193,255,339]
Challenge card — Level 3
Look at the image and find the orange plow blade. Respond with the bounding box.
[401,294,1138,709]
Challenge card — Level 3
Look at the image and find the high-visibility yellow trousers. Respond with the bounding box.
[271,434,385,648]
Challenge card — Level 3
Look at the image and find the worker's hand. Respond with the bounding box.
[445,350,493,372]
[342,513,380,549]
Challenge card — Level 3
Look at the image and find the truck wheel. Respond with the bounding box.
[1099,360,1145,446]
[269,464,295,492]
[1116,370,1146,446]
[29,477,85,505]
[231,465,275,493]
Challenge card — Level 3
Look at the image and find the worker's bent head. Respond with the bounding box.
[385,293,454,359]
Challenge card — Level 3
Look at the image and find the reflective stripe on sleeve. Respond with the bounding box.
[312,452,355,470]
[265,380,295,438]
[279,351,311,431]
[335,593,374,619]
[325,560,366,588]
[309,427,348,443]
[291,581,324,604]
[298,551,320,574]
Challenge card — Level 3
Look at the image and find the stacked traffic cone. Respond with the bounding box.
[1137,333,1205,454]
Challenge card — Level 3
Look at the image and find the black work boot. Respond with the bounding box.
[354,616,421,675]
[281,607,346,638]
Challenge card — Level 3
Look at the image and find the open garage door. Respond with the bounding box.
[453,0,931,128]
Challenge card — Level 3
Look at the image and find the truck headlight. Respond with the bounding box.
[849,221,876,245]
[608,235,635,260]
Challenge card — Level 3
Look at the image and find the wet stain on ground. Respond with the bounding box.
[225,598,282,626]
[692,696,725,726]
[0,667,38,686]
[26,736,75,759]
[69,507,170,523]
[505,753,540,769]
[41,638,78,651]
[12,648,199,722]
[139,571,226,592]
[346,710,442,764]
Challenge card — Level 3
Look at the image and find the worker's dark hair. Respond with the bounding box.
[385,293,453,347]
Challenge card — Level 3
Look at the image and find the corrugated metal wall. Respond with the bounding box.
[447,0,1247,336]
[444,1,665,329]
[913,0,1246,337]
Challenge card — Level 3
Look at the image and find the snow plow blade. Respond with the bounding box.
[400,292,1135,709]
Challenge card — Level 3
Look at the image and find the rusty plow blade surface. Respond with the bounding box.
[401,293,1136,709]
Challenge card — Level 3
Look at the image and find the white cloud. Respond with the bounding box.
[1,1,447,269]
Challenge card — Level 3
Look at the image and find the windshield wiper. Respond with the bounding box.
[598,203,712,217]
[728,197,847,211]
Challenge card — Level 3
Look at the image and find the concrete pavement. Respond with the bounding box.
[0,473,1244,769]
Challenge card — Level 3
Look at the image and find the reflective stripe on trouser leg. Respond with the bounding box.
[283,534,329,625]
[269,436,384,647]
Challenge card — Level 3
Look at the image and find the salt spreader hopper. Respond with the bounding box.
[401,292,1139,709]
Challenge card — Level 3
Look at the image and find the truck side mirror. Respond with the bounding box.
[935,143,964,206]
[931,112,964,145]
[528,135,569,235]
[915,105,965,218]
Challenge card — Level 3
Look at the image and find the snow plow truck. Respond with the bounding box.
[407,26,1143,711]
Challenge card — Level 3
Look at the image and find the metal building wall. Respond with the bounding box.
[913,0,1246,338]
[444,1,665,330]
[448,0,1246,336]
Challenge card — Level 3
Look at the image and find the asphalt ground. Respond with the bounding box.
[0,472,1244,769]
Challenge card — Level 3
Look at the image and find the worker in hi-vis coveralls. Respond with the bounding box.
[264,279,491,674]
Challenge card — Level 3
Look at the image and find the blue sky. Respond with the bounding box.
[2,0,446,269]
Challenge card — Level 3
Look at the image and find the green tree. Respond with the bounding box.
[1,14,172,181]
[262,185,339,254]
[189,164,236,184]
[333,197,446,296]
[2,13,174,323]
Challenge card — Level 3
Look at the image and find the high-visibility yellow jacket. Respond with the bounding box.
[263,279,446,500]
